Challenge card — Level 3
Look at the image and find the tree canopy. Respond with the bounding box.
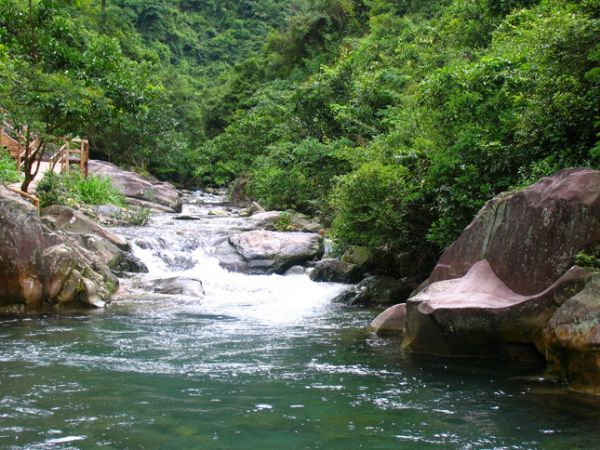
[1,0,598,266]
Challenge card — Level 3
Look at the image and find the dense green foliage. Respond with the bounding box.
[0,0,293,184]
[37,171,125,209]
[0,148,20,183]
[197,0,599,263]
[1,0,599,275]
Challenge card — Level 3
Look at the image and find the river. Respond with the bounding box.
[1,191,599,449]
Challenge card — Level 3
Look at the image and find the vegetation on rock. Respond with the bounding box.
[37,171,125,209]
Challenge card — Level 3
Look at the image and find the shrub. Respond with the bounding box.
[37,171,125,209]
[331,161,425,249]
[0,148,21,183]
[248,138,352,213]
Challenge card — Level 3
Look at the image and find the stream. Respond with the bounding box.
[1,191,600,449]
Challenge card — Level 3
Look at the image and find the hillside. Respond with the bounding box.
[1,0,598,266]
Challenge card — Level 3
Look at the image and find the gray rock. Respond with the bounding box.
[208,209,229,217]
[333,276,416,307]
[143,277,205,297]
[249,211,282,228]
[42,205,129,250]
[215,230,322,274]
[285,266,307,276]
[95,204,123,217]
[89,160,182,212]
[77,234,147,276]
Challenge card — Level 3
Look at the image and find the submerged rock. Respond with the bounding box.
[215,230,322,274]
[89,160,182,212]
[0,185,118,312]
[368,304,407,337]
[141,277,205,297]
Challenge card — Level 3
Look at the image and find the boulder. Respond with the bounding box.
[89,160,182,212]
[0,185,117,312]
[334,276,417,307]
[310,258,364,284]
[404,260,587,360]
[425,168,600,294]
[285,266,307,276]
[368,304,407,337]
[248,211,283,228]
[400,168,600,367]
[215,230,322,274]
[141,277,205,297]
[76,234,147,276]
[239,201,265,217]
[126,197,175,213]
[208,209,229,217]
[545,273,600,394]
[94,204,123,217]
[42,205,129,250]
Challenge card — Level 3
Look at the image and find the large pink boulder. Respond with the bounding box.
[391,168,600,391]
[426,168,600,294]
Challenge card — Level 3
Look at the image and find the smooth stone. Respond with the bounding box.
[369,304,407,337]
[215,230,322,274]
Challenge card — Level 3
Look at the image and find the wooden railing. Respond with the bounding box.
[1,119,89,177]
[49,138,90,177]
[1,121,27,170]
[4,185,40,211]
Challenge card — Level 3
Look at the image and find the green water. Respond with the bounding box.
[1,298,599,450]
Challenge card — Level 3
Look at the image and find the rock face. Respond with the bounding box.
[374,168,600,392]
[0,185,118,312]
[425,168,600,294]
[89,160,182,212]
[42,206,147,276]
[545,273,600,394]
[214,230,322,274]
[43,205,129,250]
[333,276,416,307]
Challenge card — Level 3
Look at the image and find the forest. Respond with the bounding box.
[1,0,598,267]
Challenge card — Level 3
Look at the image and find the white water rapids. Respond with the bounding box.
[114,190,347,326]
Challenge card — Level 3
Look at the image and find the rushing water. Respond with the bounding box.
[1,192,600,450]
